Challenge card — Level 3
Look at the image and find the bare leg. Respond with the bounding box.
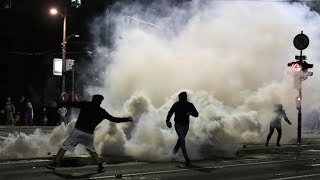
[46,148,66,170]
[89,151,105,173]
[89,152,101,164]
[55,148,67,164]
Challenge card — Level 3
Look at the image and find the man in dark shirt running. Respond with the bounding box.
[166,91,199,166]
[46,94,132,173]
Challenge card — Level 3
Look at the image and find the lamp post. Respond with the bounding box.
[50,7,67,94]
[62,12,67,94]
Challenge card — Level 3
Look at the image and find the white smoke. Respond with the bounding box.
[1,0,320,161]
[95,1,320,160]
[92,0,320,160]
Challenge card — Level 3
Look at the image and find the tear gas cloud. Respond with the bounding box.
[93,0,320,160]
[1,0,320,161]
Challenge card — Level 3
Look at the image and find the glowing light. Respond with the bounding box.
[50,8,58,15]
[292,63,302,72]
[53,58,62,76]
[296,96,302,101]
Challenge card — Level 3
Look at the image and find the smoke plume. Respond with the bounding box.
[1,0,320,161]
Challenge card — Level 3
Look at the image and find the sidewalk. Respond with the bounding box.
[237,141,320,156]
[0,126,54,137]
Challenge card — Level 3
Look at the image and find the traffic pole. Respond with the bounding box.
[297,48,303,145]
[297,88,302,145]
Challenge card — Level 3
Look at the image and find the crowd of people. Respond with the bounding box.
[0,95,69,126]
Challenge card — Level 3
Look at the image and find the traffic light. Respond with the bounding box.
[288,61,302,71]
[292,55,313,72]
[288,60,313,73]
[289,59,313,89]
[295,96,301,110]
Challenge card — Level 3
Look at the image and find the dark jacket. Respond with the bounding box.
[63,101,130,134]
[167,100,199,126]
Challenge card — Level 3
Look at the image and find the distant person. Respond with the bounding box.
[4,97,15,126]
[57,106,68,125]
[166,91,199,166]
[46,94,133,173]
[25,100,34,126]
[265,104,292,147]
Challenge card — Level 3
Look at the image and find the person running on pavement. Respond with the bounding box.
[265,104,291,147]
[166,91,199,166]
[46,94,133,173]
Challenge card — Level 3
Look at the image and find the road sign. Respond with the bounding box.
[66,59,75,71]
[293,33,309,50]
[53,58,62,76]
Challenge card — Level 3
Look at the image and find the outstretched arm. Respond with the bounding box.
[285,118,292,125]
[282,110,291,125]
[103,110,132,123]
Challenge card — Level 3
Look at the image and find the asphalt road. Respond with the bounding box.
[1,145,320,180]
[1,126,320,180]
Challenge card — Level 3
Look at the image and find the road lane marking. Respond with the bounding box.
[76,159,310,180]
[269,173,320,180]
[0,157,258,167]
[305,163,320,167]
[0,159,51,165]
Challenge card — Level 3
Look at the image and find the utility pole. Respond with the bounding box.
[288,31,313,145]
[62,7,67,94]
[72,65,75,102]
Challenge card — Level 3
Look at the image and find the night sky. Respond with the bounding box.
[0,0,109,104]
[0,0,192,106]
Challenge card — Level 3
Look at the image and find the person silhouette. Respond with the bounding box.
[4,97,15,126]
[166,91,199,166]
[265,104,291,147]
[46,94,132,173]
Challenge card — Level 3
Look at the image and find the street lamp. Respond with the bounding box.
[50,8,80,102]
[50,7,67,94]
[50,8,58,15]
